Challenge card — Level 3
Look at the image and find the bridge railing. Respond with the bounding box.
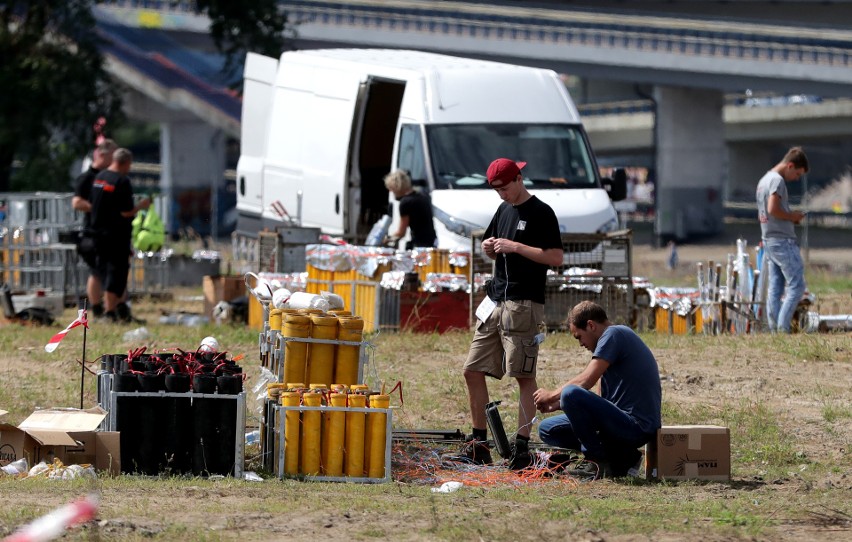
[97,1,852,69]
[281,1,852,69]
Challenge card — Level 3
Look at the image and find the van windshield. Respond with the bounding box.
[426,124,599,190]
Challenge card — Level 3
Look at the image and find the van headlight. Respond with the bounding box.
[597,216,620,233]
[432,206,481,237]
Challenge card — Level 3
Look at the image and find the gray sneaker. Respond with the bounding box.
[567,460,613,481]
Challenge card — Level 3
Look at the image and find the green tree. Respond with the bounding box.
[0,0,291,192]
[196,0,293,76]
[0,0,122,192]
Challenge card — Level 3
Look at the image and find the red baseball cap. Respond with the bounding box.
[486,158,527,188]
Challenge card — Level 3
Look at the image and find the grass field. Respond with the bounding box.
[0,240,850,541]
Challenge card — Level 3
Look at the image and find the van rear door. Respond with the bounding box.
[347,77,406,240]
[262,66,363,235]
[236,53,278,223]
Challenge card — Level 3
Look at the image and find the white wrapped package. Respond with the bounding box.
[287,291,330,312]
[321,290,345,310]
[272,288,292,309]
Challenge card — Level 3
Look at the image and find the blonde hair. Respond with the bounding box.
[384,169,412,193]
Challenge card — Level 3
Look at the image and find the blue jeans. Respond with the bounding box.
[763,238,806,333]
[537,385,654,465]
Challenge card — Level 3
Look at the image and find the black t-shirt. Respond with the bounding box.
[73,167,99,231]
[484,195,562,304]
[398,191,437,248]
[89,170,134,241]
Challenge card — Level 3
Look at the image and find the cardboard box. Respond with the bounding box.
[1,408,37,468]
[0,407,120,475]
[203,275,247,318]
[646,425,730,481]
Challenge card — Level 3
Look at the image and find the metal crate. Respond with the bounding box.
[0,192,170,303]
[274,403,392,483]
[242,227,321,274]
[107,388,245,478]
[258,332,372,470]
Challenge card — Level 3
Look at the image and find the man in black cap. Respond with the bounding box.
[457,157,563,469]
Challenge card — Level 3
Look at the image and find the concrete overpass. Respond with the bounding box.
[95,0,852,240]
[93,10,241,237]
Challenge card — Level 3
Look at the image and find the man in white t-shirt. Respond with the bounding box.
[755,146,809,333]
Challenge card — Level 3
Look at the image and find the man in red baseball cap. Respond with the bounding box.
[455,157,563,470]
[485,158,527,188]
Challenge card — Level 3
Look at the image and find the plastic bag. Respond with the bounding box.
[132,206,165,252]
[365,215,391,246]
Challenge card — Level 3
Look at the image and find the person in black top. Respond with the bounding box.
[458,158,563,469]
[89,148,150,321]
[383,169,437,249]
[72,139,117,316]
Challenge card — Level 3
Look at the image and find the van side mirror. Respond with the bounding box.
[601,169,627,202]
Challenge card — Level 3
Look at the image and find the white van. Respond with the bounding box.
[236,49,625,250]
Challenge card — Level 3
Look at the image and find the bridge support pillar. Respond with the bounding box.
[161,121,227,239]
[653,86,725,243]
[728,144,775,202]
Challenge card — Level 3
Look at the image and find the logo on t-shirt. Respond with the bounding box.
[517,220,526,231]
[93,179,115,192]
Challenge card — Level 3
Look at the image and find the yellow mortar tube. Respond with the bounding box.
[344,393,367,477]
[300,392,323,475]
[268,308,283,332]
[364,394,390,479]
[322,392,348,477]
[335,269,354,311]
[334,316,364,385]
[281,391,301,476]
[282,313,311,385]
[307,313,338,386]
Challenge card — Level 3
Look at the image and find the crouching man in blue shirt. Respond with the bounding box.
[534,301,661,479]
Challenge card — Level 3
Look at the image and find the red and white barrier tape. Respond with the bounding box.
[44,310,87,353]
[3,494,98,542]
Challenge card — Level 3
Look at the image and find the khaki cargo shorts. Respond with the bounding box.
[464,299,544,379]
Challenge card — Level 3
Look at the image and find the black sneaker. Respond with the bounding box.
[116,302,146,324]
[91,303,104,318]
[611,448,643,478]
[442,435,492,465]
[508,438,533,471]
[100,311,118,323]
[116,302,132,323]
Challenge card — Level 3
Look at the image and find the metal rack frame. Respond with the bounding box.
[106,388,246,478]
[274,404,392,483]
